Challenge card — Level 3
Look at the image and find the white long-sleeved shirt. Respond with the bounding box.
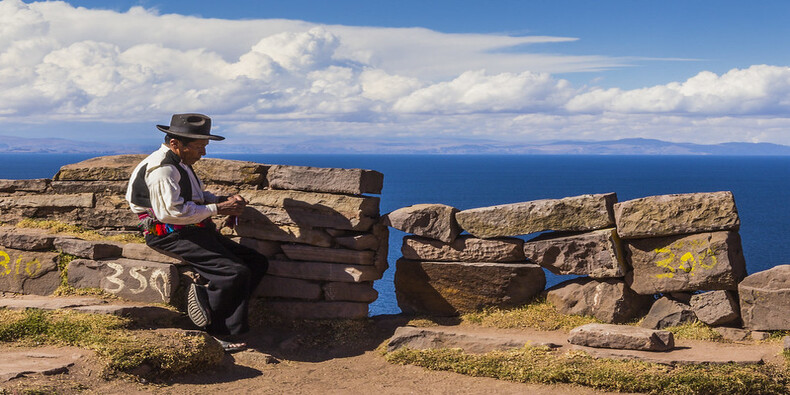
[125,144,219,225]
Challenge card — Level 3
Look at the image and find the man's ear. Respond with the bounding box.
[168,138,179,148]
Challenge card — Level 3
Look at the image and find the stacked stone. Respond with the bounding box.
[391,203,546,316]
[472,193,652,324]
[0,155,388,319]
[0,226,181,304]
[614,191,746,329]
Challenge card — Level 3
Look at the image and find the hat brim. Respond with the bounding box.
[157,125,225,141]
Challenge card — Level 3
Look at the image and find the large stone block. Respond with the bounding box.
[334,233,379,251]
[68,258,179,303]
[121,243,185,264]
[243,204,375,232]
[394,259,545,316]
[262,300,369,319]
[614,191,740,239]
[281,244,375,265]
[192,158,267,186]
[242,189,379,219]
[53,237,122,260]
[0,179,49,193]
[0,247,60,295]
[385,204,460,243]
[568,323,674,351]
[255,275,322,300]
[50,181,128,195]
[236,238,283,258]
[690,290,739,326]
[524,228,626,278]
[0,193,94,209]
[323,282,378,302]
[739,265,790,330]
[0,226,56,251]
[402,235,524,263]
[455,193,617,238]
[54,154,145,181]
[625,231,746,294]
[546,278,653,324]
[266,259,384,283]
[267,165,383,195]
[234,219,332,247]
[640,297,696,330]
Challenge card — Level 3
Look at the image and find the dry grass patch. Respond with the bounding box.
[0,309,222,379]
[461,298,601,331]
[386,346,790,394]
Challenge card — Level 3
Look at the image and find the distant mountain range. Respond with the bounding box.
[2,134,790,155]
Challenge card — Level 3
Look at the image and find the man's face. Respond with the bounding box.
[171,138,209,165]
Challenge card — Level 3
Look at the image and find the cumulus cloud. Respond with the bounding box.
[1,0,789,146]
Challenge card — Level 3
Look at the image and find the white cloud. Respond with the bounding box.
[1,0,789,147]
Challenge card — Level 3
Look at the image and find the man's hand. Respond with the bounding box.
[216,194,247,216]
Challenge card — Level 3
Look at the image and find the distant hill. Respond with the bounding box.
[2,134,790,155]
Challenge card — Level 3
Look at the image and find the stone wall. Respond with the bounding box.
[0,155,387,319]
[387,191,790,333]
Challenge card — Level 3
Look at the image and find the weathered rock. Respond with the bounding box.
[455,193,617,238]
[0,247,60,295]
[568,323,674,351]
[323,282,378,302]
[625,231,746,295]
[53,237,122,260]
[0,226,56,251]
[386,326,561,354]
[715,327,751,342]
[0,179,49,193]
[68,258,179,303]
[690,290,740,326]
[266,259,384,283]
[243,204,376,231]
[372,221,389,274]
[641,297,697,330]
[0,349,88,382]
[751,331,770,341]
[334,233,379,251]
[53,154,145,181]
[262,301,369,319]
[70,208,140,230]
[281,244,375,265]
[256,275,322,300]
[121,243,184,264]
[267,164,383,195]
[0,193,94,209]
[234,219,332,247]
[394,259,545,316]
[49,181,128,195]
[192,158,267,185]
[402,235,525,263]
[614,191,740,239]
[546,278,653,324]
[242,189,379,220]
[236,238,282,258]
[739,265,790,330]
[524,228,626,278]
[0,294,106,310]
[784,336,790,351]
[385,204,460,243]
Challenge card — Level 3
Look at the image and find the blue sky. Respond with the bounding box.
[3,0,790,151]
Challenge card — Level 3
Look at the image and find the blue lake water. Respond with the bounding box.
[2,153,789,316]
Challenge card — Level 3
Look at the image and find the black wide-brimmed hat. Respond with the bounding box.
[157,113,225,141]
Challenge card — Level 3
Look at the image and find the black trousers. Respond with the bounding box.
[146,227,268,336]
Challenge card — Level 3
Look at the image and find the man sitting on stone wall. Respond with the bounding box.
[125,113,268,352]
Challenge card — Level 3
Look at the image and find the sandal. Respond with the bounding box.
[187,283,212,328]
[213,337,247,353]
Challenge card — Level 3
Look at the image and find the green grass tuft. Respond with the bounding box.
[16,218,144,244]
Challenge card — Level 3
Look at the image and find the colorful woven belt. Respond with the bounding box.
[137,208,212,236]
